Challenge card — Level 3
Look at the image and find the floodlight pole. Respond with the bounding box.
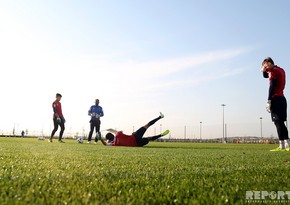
[200,122,202,141]
[225,123,227,142]
[259,117,263,139]
[221,104,226,143]
[13,123,15,136]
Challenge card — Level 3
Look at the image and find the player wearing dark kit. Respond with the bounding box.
[101,112,170,147]
[49,93,66,143]
[261,57,289,151]
[88,99,104,144]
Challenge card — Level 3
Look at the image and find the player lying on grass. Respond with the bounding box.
[100,112,169,147]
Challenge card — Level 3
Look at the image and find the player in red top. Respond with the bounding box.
[49,93,66,143]
[101,112,169,147]
[261,57,289,151]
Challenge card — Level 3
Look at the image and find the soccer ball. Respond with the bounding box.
[77,137,83,144]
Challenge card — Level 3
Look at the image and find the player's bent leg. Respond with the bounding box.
[147,130,170,141]
[136,138,149,147]
[50,127,58,138]
[144,112,165,129]
[58,123,65,142]
[133,127,147,143]
[50,119,59,142]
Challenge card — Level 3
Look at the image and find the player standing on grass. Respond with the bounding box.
[261,57,289,151]
[49,93,66,143]
[100,112,169,147]
[87,99,104,144]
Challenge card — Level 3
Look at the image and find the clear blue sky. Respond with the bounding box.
[0,0,290,139]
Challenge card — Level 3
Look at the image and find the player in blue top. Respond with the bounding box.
[87,99,104,143]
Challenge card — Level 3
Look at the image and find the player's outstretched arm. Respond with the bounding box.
[100,139,107,146]
[104,128,118,134]
[100,139,113,146]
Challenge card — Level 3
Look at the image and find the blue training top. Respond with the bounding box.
[88,105,104,119]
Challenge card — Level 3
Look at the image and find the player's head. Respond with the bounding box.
[262,57,275,71]
[95,99,99,105]
[56,93,62,101]
[105,133,114,141]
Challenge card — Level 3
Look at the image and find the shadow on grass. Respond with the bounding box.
[143,145,228,150]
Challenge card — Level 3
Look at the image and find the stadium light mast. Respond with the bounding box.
[199,122,202,141]
[221,104,226,143]
[225,123,227,142]
[259,117,263,139]
[13,123,15,136]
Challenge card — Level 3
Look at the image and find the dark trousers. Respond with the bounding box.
[274,121,289,141]
[133,127,150,146]
[271,96,288,140]
[133,116,163,146]
[51,117,65,141]
[88,119,101,142]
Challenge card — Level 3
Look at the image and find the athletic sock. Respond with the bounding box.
[284,139,290,148]
[279,140,285,149]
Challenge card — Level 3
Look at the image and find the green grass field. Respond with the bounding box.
[0,137,290,205]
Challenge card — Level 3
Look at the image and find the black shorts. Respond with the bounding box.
[90,119,101,131]
[132,127,149,147]
[271,96,287,122]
